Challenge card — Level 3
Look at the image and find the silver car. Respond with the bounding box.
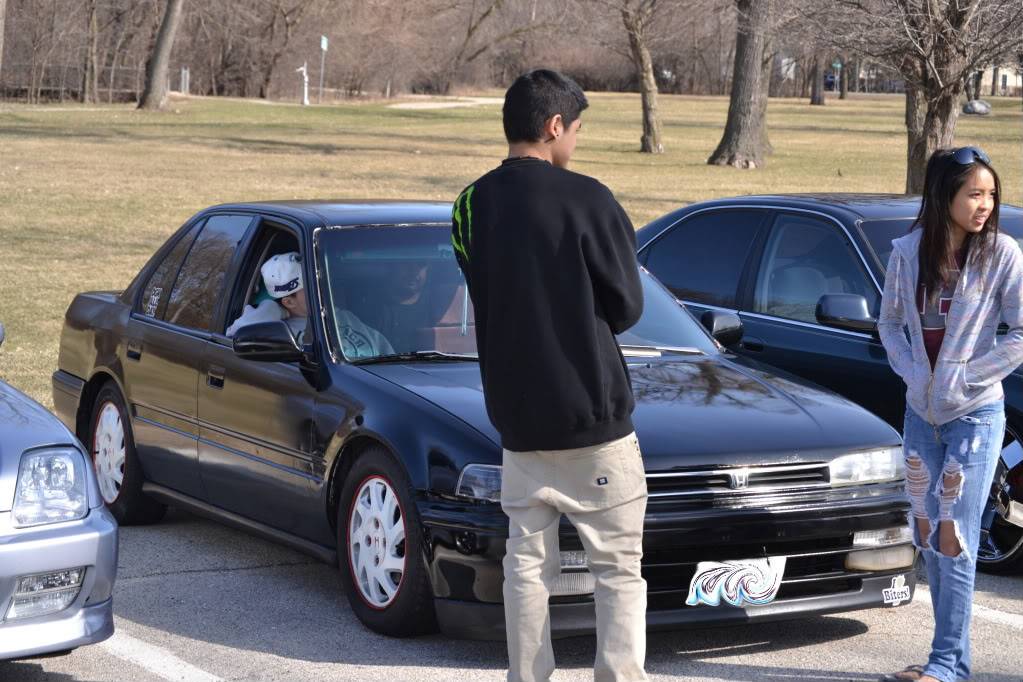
[0,324,118,660]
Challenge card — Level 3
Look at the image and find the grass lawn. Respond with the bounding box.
[1,91,1020,408]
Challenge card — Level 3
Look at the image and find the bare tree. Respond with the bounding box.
[809,53,824,105]
[806,0,1023,192]
[256,0,312,99]
[708,0,774,169]
[138,0,184,110]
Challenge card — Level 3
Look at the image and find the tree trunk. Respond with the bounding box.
[991,66,1000,96]
[708,0,773,169]
[83,0,100,103]
[973,70,983,99]
[839,57,848,99]
[810,55,825,105]
[0,0,7,89]
[622,9,663,153]
[138,0,184,110]
[904,79,927,193]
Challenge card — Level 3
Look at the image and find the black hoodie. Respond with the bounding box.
[452,157,643,452]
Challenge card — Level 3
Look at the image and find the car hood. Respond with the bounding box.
[0,381,79,512]
[360,355,899,470]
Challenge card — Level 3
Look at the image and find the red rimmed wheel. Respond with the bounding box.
[337,446,436,635]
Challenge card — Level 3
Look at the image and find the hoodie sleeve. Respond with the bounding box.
[966,239,1023,389]
[582,191,643,335]
[877,249,915,380]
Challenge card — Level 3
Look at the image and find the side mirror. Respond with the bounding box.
[816,294,877,334]
[700,310,744,347]
[232,321,304,362]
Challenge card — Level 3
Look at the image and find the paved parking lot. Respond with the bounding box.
[3,508,1022,682]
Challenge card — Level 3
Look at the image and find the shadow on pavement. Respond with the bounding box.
[0,660,87,681]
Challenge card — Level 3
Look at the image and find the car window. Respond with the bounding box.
[139,221,203,319]
[163,215,253,331]
[861,217,1023,268]
[754,213,878,324]
[317,226,718,361]
[641,209,765,308]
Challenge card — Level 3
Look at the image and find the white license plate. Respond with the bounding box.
[685,556,786,607]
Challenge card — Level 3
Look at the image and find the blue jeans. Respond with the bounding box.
[903,401,1005,682]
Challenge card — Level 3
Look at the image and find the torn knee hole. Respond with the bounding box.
[939,520,965,558]
[905,453,930,520]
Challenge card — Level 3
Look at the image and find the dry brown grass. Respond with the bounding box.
[1,91,1020,407]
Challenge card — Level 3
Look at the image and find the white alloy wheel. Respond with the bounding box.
[92,401,125,504]
[347,475,407,609]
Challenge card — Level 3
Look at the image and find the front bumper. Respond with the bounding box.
[0,505,118,660]
[434,570,916,640]
[420,483,914,640]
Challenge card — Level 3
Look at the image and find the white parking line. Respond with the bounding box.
[101,630,224,682]
[916,585,1023,630]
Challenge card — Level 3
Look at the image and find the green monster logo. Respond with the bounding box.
[452,185,475,263]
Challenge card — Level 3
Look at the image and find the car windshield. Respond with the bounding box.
[316,225,718,362]
[861,216,1023,267]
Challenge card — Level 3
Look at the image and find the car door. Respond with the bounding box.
[125,213,254,499]
[196,217,321,539]
[739,210,905,426]
[639,208,770,320]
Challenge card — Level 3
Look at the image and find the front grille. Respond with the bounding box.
[646,462,830,499]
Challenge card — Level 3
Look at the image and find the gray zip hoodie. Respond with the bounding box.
[879,228,1023,425]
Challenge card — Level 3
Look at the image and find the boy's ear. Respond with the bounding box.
[543,114,563,142]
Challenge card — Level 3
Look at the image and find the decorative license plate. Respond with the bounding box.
[685,556,786,607]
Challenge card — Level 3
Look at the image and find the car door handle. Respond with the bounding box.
[126,340,143,361]
[207,366,225,389]
[741,337,765,352]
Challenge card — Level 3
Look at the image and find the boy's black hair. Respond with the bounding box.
[502,69,588,144]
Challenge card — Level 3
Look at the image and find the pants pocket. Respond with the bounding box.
[562,435,644,508]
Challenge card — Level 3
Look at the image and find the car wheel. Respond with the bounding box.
[88,382,166,525]
[338,446,436,636]
[978,424,1023,574]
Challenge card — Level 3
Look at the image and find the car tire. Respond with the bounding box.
[978,424,1023,574]
[87,381,166,525]
[338,446,437,636]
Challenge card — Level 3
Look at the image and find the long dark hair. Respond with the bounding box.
[916,148,1001,299]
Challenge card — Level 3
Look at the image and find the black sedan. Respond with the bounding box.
[54,200,914,639]
[637,194,1023,574]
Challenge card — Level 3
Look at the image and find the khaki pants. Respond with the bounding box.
[501,432,649,682]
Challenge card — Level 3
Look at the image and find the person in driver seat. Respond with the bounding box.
[227,252,393,359]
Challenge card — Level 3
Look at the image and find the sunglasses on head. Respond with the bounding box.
[951,146,990,166]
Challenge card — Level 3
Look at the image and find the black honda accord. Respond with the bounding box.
[54,200,913,640]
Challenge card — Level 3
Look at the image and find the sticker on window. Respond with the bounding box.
[145,287,163,317]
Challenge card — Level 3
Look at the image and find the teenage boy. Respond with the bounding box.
[452,69,647,682]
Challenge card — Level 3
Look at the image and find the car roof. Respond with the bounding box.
[200,200,454,229]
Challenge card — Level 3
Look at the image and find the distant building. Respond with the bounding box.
[977,63,1022,97]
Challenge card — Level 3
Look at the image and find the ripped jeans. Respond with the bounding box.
[903,401,1005,682]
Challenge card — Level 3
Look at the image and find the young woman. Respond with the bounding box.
[878,147,1023,682]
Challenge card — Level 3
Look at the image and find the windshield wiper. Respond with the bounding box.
[352,350,479,365]
[619,344,705,358]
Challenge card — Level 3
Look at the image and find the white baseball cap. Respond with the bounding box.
[261,252,303,299]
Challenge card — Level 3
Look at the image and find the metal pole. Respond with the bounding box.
[318,45,325,103]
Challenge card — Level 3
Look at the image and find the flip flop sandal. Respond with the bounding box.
[878,665,926,682]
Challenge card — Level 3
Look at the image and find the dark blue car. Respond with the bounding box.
[637,194,1023,574]
[54,200,915,640]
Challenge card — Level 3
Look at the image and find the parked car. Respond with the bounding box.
[0,323,118,661]
[636,194,1023,574]
[54,200,915,640]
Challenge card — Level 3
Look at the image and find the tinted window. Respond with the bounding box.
[861,217,1023,267]
[164,215,252,331]
[642,210,764,308]
[139,222,202,319]
[754,214,878,324]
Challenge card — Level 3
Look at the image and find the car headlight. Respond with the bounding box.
[12,448,90,528]
[829,447,904,486]
[455,464,502,503]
